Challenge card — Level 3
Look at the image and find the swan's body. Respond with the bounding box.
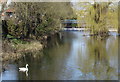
[19,64,28,72]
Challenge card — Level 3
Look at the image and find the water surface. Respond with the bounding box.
[2,31,118,80]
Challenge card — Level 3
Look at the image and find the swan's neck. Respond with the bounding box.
[26,65,28,69]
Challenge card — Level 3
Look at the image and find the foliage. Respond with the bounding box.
[6,2,75,39]
[73,2,118,34]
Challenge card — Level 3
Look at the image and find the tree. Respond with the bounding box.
[7,2,75,39]
[73,2,118,35]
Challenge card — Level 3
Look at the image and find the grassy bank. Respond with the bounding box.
[1,31,60,71]
[2,39,43,62]
[1,39,43,72]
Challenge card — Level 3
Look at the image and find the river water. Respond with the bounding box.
[2,31,118,80]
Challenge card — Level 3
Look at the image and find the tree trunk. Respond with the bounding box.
[93,3,111,35]
[2,20,8,39]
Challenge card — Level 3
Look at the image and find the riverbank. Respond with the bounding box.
[1,31,60,72]
[2,40,43,62]
[1,40,42,72]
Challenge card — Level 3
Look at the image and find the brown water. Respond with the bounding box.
[2,31,118,80]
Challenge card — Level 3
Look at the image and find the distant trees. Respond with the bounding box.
[74,2,118,35]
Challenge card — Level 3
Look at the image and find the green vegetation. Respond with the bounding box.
[2,2,118,39]
[1,2,119,52]
[1,2,76,60]
[73,2,118,35]
[4,2,75,40]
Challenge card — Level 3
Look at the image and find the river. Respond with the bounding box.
[1,31,118,80]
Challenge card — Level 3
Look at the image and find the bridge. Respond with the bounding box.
[61,19,86,28]
[60,19,118,32]
[61,28,89,31]
[108,28,118,32]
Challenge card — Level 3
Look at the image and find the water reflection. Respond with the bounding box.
[2,31,118,80]
[2,64,18,80]
[19,70,28,77]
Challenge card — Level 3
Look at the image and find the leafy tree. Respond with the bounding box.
[7,2,75,39]
[73,2,118,35]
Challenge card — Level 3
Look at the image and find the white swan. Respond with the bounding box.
[19,64,29,72]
